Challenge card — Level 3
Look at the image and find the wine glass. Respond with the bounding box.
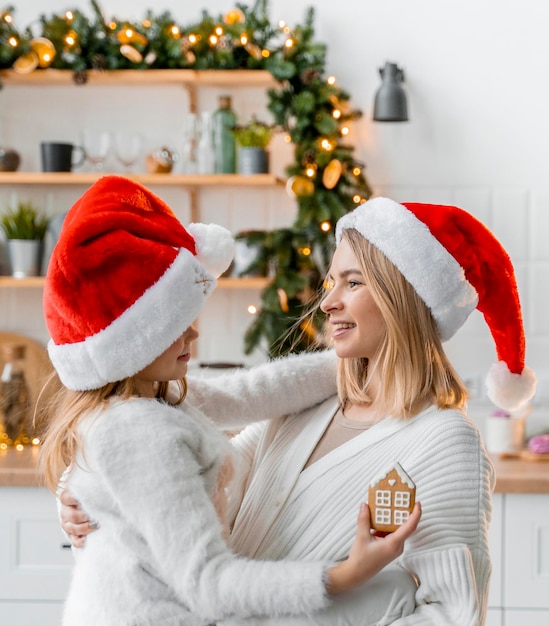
[181,113,198,173]
[81,129,112,171]
[114,130,142,173]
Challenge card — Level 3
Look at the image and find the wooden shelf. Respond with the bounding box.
[0,172,282,187]
[0,69,277,88]
[0,276,270,289]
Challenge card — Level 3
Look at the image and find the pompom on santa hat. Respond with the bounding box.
[44,175,234,391]
[336,197,536,413]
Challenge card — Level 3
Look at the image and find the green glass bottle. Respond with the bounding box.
[213,95,237,174]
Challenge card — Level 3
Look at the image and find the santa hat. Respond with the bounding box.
[44,175,234,391]
[335,197,536,413]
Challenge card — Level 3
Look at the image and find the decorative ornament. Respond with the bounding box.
[120,44,143,63]
[91,53,107,71]
[277,288,289,312]
[30,37,56,67]
[12,51,38,74]
[286,175,315,198]
[322,159,342,189]
[117,28,148,47]
[224,9,245,25]
[72,70,89,85]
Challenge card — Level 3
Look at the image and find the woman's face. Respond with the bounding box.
[134,324,199,397]
[320,238,386,360]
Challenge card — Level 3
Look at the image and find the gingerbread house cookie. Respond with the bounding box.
[368,462,416,533]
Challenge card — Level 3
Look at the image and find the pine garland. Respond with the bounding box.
[0,1,372,357]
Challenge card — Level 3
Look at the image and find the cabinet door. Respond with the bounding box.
[504,609,549,626]
[0,601,64,626]
[0,486,73,601]
[504,494,549,609]
[488,493,503,608]
[485,608,502,626]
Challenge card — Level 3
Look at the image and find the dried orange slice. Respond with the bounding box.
[30,37,56,67]
[286,175,315,198]
[12,51,39,74]
[322,158,342,189]
[120,44,143,63]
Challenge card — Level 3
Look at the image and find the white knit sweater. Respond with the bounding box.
[62,352,340,626]
[226,397,495,625]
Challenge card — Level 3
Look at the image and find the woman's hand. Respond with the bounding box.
[59,489,98,548]
[326,502,421,595]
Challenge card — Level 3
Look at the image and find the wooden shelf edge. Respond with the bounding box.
[0,276,270,289]
[0,68,277,88]
[0,172,283,187]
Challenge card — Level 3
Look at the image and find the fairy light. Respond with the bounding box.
[341,126,350,136]
[109,21,117,30]
[319,138,335,151]
[247,305,258,315]
[142,19,151,28]
[215,26,224,36]
[170,25,180,38]
[285,38,294,49]
[320,221,331,232]
[353,194,362,204]
[31,437,41,446]
[283,26,291,34]
[15,443,24,452]
[125,28,134,39]
[209,34,218,46]
[188,34,198,44]
[8,36,17,47]
[0,443,7,451]
[299,246,312,256]
[327,75,336,85]
[352,166,362,176]
[4,13,12,24]
[305,166,316,178]
[240,33,248,45]
[278,20,286,28]
[284,133,292,143]
[262,49,270,58]
[65,32,76,47]
[332,109,342,119]
[65,11,73,23]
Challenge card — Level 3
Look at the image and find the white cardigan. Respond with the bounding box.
[62,352,340,626]
[226,397,495,625]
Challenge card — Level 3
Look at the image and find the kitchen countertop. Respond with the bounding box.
[0,446,548,493]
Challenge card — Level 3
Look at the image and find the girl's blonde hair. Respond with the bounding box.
[331,228,468,418]
[39,375,186,493]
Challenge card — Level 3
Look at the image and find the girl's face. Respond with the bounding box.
[320,238,386,360]
[134,324,199,397]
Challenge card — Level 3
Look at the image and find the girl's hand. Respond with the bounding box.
[59,489,98,548]
[326,501,421,595]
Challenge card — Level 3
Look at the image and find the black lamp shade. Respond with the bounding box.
[373,62,409,122]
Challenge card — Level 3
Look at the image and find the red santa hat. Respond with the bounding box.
[335,197,536,413]
[44,175,234,391]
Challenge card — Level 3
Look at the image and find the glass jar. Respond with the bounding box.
[0,344,32,447]
[213,95,237,174]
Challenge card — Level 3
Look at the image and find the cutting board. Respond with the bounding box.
[0,331,54,432]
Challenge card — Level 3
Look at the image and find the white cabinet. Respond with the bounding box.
[488,493,549,624]
[0,486,73,626]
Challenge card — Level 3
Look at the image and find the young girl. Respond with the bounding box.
[40,176,421,626]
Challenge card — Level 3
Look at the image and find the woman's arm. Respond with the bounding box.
[185,350,337,430]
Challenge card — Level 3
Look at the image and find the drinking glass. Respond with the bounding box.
[114,131,142,172]
[81,129,112,171]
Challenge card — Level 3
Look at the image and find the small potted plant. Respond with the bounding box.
[0,202,49,278]
[232,118,275,175]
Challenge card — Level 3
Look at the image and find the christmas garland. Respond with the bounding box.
[0,0,372,357]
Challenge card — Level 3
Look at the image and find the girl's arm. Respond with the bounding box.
[185,350,337,430]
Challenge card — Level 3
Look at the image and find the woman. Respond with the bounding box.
[41,177,421,626]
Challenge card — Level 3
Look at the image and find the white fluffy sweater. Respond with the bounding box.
[62,352,339,626]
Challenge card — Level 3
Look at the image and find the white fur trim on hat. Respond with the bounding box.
[48,249,215,391]
[187,222,235,278]
[336,197,478,341]
[486,361,537,413]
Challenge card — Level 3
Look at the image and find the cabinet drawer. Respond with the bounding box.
[0,487,73,600]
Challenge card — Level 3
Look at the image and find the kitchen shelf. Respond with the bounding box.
[0,172,282,187]
[0,276,270,289]
[0,69,277,88]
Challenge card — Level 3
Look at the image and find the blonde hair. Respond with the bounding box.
[330,229,468,418]
[39,374,186,493]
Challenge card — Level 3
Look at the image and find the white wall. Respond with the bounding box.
[4,1,549,404]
